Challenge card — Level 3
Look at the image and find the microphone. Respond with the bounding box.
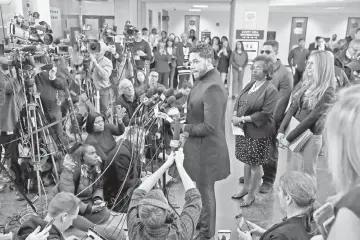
[175,92,183,100]
[142,87,156,106]
[159,95,176,111]
[20,45,38,52]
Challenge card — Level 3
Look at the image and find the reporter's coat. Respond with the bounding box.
[183,69,230,184]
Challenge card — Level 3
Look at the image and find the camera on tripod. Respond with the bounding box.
[123,21,137,43]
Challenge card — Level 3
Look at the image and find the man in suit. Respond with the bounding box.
[182,43,230,240]
[308,36,321,52]
[315,37,332,52]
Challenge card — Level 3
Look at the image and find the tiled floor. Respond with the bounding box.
[0,66,336,239]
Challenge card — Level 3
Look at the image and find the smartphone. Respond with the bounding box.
[43,218,55,230]
[235,214,251,232]
[313,202,335,239]
[87,228,106,240]
[217,230,231,240]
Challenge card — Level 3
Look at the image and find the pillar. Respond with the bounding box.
[229,0,270,49]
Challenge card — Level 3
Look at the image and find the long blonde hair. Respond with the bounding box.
[325,85,360,202]
[294,51,335,109]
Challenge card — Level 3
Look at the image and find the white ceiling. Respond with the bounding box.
[145,0,360,13]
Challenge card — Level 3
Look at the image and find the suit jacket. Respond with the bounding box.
[308,42,317,52]
[183,69,230,184]
[260,216,311,240]
[235,81,278,139]
[270,60,294,127]
[175,42,192,66]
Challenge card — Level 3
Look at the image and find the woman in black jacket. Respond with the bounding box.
[231,55,278,207]
[278,51,335,181]
[237,171,318,240]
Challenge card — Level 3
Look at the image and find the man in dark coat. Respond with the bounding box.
[182,43,230,240]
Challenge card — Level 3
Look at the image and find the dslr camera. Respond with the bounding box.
[87,39,101,53]
[123,21,137,43]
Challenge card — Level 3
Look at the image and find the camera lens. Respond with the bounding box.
[90,43,97,50]
[127,29,133,35]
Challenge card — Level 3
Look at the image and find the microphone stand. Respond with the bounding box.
[162,118,167,194]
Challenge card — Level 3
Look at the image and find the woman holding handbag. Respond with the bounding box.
[278,51,335,181]
[231,55,278,207]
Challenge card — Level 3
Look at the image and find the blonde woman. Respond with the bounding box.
[318,84,360,240]
[278,51,335,180]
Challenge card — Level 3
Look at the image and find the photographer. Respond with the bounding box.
[132,29,152,71]
[89,40,113,117]
[0,63,26,200]
[127,150,202,240]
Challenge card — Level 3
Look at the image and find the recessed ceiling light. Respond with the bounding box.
[324,7,342,9]
[193,5,208,8]
[189,9,201,12]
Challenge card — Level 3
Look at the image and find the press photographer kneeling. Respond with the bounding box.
[127,149,202,240]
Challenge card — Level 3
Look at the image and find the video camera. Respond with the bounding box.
[123,21,137,43]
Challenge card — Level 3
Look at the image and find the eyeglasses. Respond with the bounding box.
[250,66,264,71]
[260,50,272,55]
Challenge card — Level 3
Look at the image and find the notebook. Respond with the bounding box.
[285,117,313,152]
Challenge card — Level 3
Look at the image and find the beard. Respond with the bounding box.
[193,63,210,80]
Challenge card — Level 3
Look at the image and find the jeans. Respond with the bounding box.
[99,89,111,117]
[287,134,322,180]
[0,133,24,190]
[232,68,245,96]
[294,69,304,87]
[197,182,216,238]
[158,72,170,88]
[262,135,278,185]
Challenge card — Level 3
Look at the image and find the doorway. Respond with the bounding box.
[82,15,115,39]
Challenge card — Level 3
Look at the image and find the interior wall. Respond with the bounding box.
[268,12,351,64]
[146,4,163,32]
[167,11,230,39]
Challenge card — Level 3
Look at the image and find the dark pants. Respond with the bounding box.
[45,108,68,146]
[158,72,170,88]
[99,89,111,117]
[294,69,304,87]
[197,182,216,238]
[0,133,24,190]
[262,136,278,185]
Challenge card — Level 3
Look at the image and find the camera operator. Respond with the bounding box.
[0,61,26,200]
[89,40,113,117]
[34,59,69,146]
[132,29,152,71]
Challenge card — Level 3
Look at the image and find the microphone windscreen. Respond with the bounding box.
[175,92,183,100]
[164,88,175,98]
[166,96,176,105]
[21,45,37,52]
[145,87,155,98]
[157,87,165,95]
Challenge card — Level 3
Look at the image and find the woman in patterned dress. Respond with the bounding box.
[231,55,278,207]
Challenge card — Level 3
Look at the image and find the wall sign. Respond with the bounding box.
[267,31,276,40]
[244,12,257,22]
[289,17,308,52]
[242,41,259,61]
[236,30,264,40]
[201,31,211,41]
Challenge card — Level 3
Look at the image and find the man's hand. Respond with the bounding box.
[239,67,243,71]
[49,66,57,80]
[137,50,146,57]
[175,149,184,167]
[91,201,105,213]
[246,220,266,237]
[231,116,243,125]
[237,229,252,240]
[90,54,97,63]
[26,226,51,240]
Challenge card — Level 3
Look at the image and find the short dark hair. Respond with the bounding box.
[315,36,321,41]
[189,43,214,59]
[142,28,148,32]
[298,38,305,42]
[263,40,279,52]
[356,28,360,34]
